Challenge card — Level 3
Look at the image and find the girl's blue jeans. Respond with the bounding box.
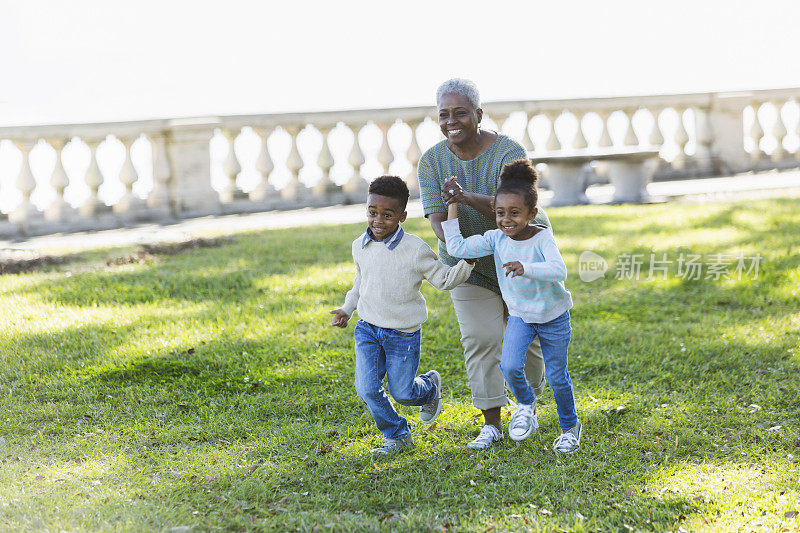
[353,320,437,439]
[500,311,577,430]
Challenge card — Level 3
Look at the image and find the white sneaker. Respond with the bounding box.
[553,420,582,454]
[372,434,415,457]
[508,402,538,441]
[419,371,442,424]
[467,424,503,449]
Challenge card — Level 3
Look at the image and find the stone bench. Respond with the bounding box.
[530,148,660,206]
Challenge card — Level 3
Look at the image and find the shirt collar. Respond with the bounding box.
[362,226,405,250]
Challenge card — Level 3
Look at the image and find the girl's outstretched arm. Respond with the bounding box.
[447,202,458,220]
[441,220,494,259]
[445,177,460,221]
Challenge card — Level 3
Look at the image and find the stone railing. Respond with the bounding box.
[1,88,798,237]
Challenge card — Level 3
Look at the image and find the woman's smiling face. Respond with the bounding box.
[438,92,482,145]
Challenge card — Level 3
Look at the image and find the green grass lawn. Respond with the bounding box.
[1,196,799,532]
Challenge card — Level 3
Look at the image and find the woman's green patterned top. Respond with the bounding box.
[418,134,551,295]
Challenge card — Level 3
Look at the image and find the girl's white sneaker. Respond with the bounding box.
[509,402,538,441]
[553,420,582,454]
[467,424,503,449]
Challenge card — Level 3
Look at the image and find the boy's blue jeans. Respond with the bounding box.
[500,311,577,430]
[354,320,437,439]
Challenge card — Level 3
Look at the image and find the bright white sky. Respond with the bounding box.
[1,0,799,126]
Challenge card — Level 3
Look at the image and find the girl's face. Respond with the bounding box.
[494,192,537,240]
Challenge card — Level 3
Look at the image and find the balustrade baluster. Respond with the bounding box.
[749,103,765,165]
[377,122,394,175]
[282,125,305,200]
[545,112,561,151]
[572,112,588,149]
[492,113,509,136]
[79,138,107,216]
[771,101,788,161]
[649,108,665,147]
[693,107,715,170]
[313,126,338,197]
[623,108,639,146]
[9,140,41,223]
[795,99,800,160]
[598,111,613,148]
[521,113,535,152]
[147,132,171,212]
[113,136,141,214]
[220,129,242,203]
[405,120,422,197]
[250,127,277,201]
[672,108,690,169]
[45,138,74,221]
[343,123,367,196]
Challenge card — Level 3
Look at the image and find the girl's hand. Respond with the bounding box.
[329,309,350,328]
[503,261,525,277]
[442,176,468,205]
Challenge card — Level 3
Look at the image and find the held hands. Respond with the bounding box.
[503,261,525,277]
[442,176,467,206]
[329,308,350,328]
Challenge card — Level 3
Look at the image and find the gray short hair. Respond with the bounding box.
[436,78,480,109]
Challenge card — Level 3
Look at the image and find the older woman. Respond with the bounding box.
[418,78,552,449]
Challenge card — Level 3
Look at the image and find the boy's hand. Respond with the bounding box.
[503,261,524,277]
[329,308,350,328]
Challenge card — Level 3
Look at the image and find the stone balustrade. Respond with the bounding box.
[1,88,798,237]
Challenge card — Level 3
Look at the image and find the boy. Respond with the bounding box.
[330,176,474,456]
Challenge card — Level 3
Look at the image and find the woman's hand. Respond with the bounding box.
[442,176,469,206]
[503,261,525,278]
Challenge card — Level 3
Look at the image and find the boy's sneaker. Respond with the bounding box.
[509,402,538,441]
[372,434,414,457]
[553,420,582,454]
[419,370,442,424]
[467,424,503,449]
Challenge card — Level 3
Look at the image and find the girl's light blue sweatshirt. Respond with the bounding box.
[442,219,573,324]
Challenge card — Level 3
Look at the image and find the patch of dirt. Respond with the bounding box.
[0,251,75,275]
[105,251,158,268]
[1,236,235,276]
[139,237,234,256]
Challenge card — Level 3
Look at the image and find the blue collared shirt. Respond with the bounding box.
[362,226,405,250]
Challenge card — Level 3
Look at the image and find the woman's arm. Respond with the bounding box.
[428,212,447,242]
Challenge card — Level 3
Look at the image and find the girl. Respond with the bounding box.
[441,159,581,453]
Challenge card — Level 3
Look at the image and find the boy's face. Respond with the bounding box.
[366,193,407,240]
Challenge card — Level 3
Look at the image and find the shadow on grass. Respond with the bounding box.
[12,223,358,308]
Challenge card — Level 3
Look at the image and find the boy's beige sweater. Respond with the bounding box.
[341,230,474,332]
